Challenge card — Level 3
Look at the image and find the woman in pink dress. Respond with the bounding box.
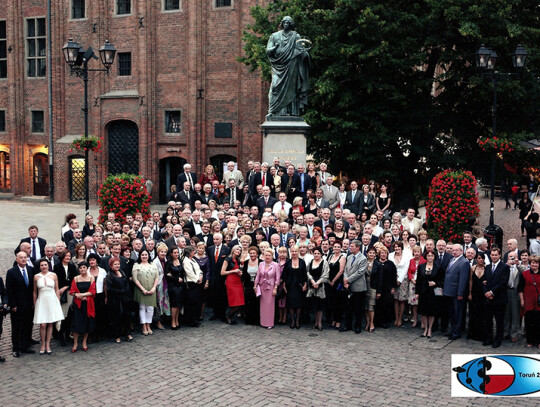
[254,249,281,329]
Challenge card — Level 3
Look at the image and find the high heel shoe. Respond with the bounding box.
[290,324,295,329]
[82,346,88,352]
[71,347,77,353]
[317,325,323,331]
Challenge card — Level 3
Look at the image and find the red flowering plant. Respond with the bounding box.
[98,173,151,224]
[477,136,514,154]
[425,169,479,243]
[70,135,103,153]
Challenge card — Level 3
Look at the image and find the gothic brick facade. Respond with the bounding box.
[0,0,267,203]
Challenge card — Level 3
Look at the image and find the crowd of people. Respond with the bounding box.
[0,158,539,362]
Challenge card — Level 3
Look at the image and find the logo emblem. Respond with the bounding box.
[452,355,540,397]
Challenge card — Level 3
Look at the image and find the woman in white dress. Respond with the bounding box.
[33,258,64,354]
[388,241,411,327]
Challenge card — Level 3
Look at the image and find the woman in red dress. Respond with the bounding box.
[221,245,245,325]
[199,164,218,186]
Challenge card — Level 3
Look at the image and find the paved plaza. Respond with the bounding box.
[0,197,534,406]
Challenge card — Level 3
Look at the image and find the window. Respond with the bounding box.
[215,0,232,7]
[0,21,6,79]
[117,0,131,15]
[164,0,180,10]
[0,110,5,132]
[31,111,44,133]
[26,18,46,78]
[215,122,232,138]
[117,52,131,76]
[165,111,181,133]
[72,0,85,19]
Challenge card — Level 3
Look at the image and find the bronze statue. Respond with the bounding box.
[266,16,310,119]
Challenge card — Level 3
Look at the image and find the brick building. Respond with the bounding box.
[0,0,267,203]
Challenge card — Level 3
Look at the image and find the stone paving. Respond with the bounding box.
[0,196,534,406]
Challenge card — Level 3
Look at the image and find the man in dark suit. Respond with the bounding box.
[255,215,277,243]
[176,163,197,192]
[344,181,362,215]
[206,233,231,321]
[434,239,452,333]
[177,181,194,207]
[277,222,294,247]
[100,243,128,272]
[185,210,203,237]
[314,208,335,231]
[256,186,278,214]
[482,247,511,348]
[14,225,47,263]
[225,179,243,206]
[462,231,478,254]
[296,164,312,199]
[165,225,184,252]
[245,160,256,193]
[502,238,520,263]
[314,188,330,209]
[67,228,84,254]
[6,252,36,357]
[251,162,274,193]
[281,165,301,203]
[443,244,470,340]
[198,183,218,205]
[240,184,254,208]
[195,221,213,246]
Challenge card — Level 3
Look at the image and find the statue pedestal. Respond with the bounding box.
[261,116,310,166]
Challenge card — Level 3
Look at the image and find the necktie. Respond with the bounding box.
[48,259,52,271]
[215,247,219,262]
[281,202,285,210]
[265,197,268,205]
[301,175,304,192]
[262,173,266,186]
[232,190,235,203]
[351,255,357,265]
[282,235,286,246]
[187,173,193,189]
[265,228,269,240]
[274,248,278,259]
[22,268,29,286]
[439,253,443,261]
[32,239,36,258]
[187,191,190,200]
[352,190,356,201]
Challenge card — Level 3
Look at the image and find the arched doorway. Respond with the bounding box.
[108,120,139,175]
[33,153,49,196]
[0,150,10,191]
[159,156,187,203]
[210,154,236,182]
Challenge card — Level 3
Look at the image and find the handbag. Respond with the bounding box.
[60,290,68,304]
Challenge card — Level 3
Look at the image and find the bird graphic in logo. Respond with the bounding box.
[453,355,540,396]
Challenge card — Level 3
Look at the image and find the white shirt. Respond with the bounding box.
[272,201,292,215]
[31,238,42,259]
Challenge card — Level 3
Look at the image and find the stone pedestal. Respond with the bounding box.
[260,116,310,166]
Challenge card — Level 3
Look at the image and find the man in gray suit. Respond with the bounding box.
[340,239,367,334]
[322,176,339,209]
[443,244,470,340]
[222,161,244,188]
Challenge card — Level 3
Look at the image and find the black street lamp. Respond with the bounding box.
[475,44,528,244]
[62,38,116,212]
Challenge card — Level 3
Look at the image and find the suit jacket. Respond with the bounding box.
[343,252,368,293]
[199,192,219,205]
[99,255,128,273]
[297,172,312,195]
[315,197,330,209]
[151,229,163,242]
[6,265,35,312]
[222,170,244,188]
[225,187,243,205]
[165,235,182,251]
[252,171,274,192]
[53,261,79,290]
[14,237,47,259]
[176,190,194,206]
[483,262,511,305]
[185,221,203,237]
[176,172,198,191]
[195,233,214,246]
[240,192,255,208]
[401,217,423,236]
[463,243,478,254]
[0,276,8,306]
[503,249,521,263]
[206,245,231,286]
[67,238,83,254]
[257,195,278,213]
[278,232,294,247]
[360,193,376,214]
[443,256,470,298]
[435,251,452,272]
[314,219,335,231]
[344,190,362,215]
[369,260,384,293]
[255,226,277,243]
[322,184,339,208]
[280,173,301,201]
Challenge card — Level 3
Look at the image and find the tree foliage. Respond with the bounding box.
[240,0,540,198]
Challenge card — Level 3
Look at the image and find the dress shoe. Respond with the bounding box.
[482,339,493,346]
[354,328,361,334]
[12,351,20,358]
[22,348,35,354]
[339,326,349,332]
[492,341,501,348]
[0,355,5,363]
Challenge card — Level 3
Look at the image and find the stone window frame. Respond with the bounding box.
[31,110,45,134]
[70,0,87,20]
[164,110,182,135]
[115,0,132,16]
[117,52,132,76]
[162,0,182,12]
[213,0,233,8]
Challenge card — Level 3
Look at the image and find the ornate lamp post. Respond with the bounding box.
[62,38,116,212]
[475,44,527,245]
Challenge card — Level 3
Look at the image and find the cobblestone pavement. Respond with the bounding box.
[0,197,534,406]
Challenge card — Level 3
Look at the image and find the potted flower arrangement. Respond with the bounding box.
[70,135,103,153]
[477,137,514,154]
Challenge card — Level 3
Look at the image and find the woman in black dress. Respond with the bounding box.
[467,251,487,342]
[327,242,346,329]
[304,193,319,217]
[165,247,185,330]
[416,250,443,338]
[242,246,261,325]
[376,183,392,217]
[282,246,307,329]
[69,262,96,352]
[194,242,210,320]
[104,257,133,343]
[375,247,397,329]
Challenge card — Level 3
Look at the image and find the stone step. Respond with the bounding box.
[19,195,51,203]
[0,192,14,200]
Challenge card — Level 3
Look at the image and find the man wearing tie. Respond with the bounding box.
[344,181,362,215]
[176,163,197,192]
[443,244,470,340]
[256,186,277,214]
[15,225,47,263]
[504,253,522,343]
[322,176,339,209]
[272,192,292,216]
[297,164,311,199]
[483,247,511,348]
[6,252,36,357]
[225,179,243,207]
[340,240,368,334]
[256,216,277,243]
[277,222,294,247]
[207,234,231,321]
[44,244,56,271]
[177,181,194,207]
[317,162,332,186]
[462,232,478,254]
